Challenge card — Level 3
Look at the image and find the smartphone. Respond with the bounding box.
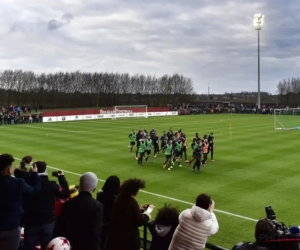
[52,171,61,177]
[146,205,155,214]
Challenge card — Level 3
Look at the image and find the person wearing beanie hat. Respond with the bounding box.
[79,172,98,192]
[54,172,103,250]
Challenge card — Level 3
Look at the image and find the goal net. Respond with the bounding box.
[112,105,148,120]
[274,108,300,130]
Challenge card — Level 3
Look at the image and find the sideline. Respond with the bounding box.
[14,157,258,222]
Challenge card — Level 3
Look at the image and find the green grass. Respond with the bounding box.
[1,114,300,249]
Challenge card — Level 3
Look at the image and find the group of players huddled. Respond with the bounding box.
[128,128,215,173]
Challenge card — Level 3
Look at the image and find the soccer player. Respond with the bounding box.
[128,129,136,152]
[192,143,203,173]
[181,134,187,161]
[173,138,183,167]
[160,132,167,153]
[202,139,209,165]
[175,129,182,139]
[145,135,153,163]
[208,133,215,162]
[150,127,156,140]
[167,128,173,141]
[193,132,200,141]
[185,137,200,166]
[135,130,144,160]
[162,140,173,170]
[153,133,160,157]
[138,138,146,166]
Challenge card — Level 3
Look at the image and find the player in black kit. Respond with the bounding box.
[208,132,215,162]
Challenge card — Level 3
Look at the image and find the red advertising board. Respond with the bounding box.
[43,107,170,117]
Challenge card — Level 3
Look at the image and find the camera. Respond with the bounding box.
[265,206,289,234]
[52,171,62,177]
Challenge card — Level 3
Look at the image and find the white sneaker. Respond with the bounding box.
[168,168,171,170]
[179,165,182,167]
[170,166,173,169]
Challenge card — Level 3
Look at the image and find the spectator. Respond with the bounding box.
[54,185,79,217]
[14,155,33,180]
[97,175,120,249]
[54,172,103,250]
[104,178,152,250]
[168,193,219,250]
[0,154,41,250]
[148,204,180,250]
[23,161,70,250]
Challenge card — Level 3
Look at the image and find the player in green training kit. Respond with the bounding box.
[173,139,183,167]
[162,140,173,170]
[145,135,153,163]
[138,138,146,166]
[128,129,136,152]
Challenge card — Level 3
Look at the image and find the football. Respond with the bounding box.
[47,237,71,250]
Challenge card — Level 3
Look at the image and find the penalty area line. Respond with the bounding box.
[14,157,258,223]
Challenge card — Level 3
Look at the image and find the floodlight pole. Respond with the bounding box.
[254,14,264,110]
[257,29,261,110]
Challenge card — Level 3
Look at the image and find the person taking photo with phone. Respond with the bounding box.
[22,161,69,250]
[168,193,219,250]
[104,178,154,250]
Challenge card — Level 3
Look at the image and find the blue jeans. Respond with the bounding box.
[24,222,54,250]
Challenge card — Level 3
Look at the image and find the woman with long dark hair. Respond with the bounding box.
[97,176,120,248]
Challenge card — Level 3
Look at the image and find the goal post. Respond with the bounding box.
[274,108,300,130]
[112,105,148,120]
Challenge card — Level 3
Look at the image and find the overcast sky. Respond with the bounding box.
[1,0,300,94]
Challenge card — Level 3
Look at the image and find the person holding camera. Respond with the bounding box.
[168,193,219,250]
[0,154,41,250]
[22,161,69,250]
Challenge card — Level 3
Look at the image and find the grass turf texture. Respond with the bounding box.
[1,114,300,249]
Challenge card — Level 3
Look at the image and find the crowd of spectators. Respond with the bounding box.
[170,103,300,115]
[0,153,219,250]
[0,104,43,125]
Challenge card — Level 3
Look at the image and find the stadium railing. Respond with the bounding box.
[139,225,228,250]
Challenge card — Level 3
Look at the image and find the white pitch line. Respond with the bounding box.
[14,157,258,222]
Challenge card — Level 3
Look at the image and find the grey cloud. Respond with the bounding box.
[1,0,300,94]
[48,13,74,30]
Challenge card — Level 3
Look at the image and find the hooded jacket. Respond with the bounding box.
[148,221,178,250]
[168,205,219,250]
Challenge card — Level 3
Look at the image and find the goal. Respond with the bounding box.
[112,105,148,120]
[274,108,300,130]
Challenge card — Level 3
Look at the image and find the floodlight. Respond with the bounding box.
[253,14,264,30]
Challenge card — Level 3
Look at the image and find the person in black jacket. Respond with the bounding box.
[0,154,41,250]
[192,143,203,173]
[23,161,70,250]
[97,175,120,249]
[54,172,103,250]
[148,204,179,250]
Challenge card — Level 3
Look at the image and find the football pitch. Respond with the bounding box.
[1,114,300,249]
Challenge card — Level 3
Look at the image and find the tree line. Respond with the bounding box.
[0,70,195,109]
[277,78,300,106]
